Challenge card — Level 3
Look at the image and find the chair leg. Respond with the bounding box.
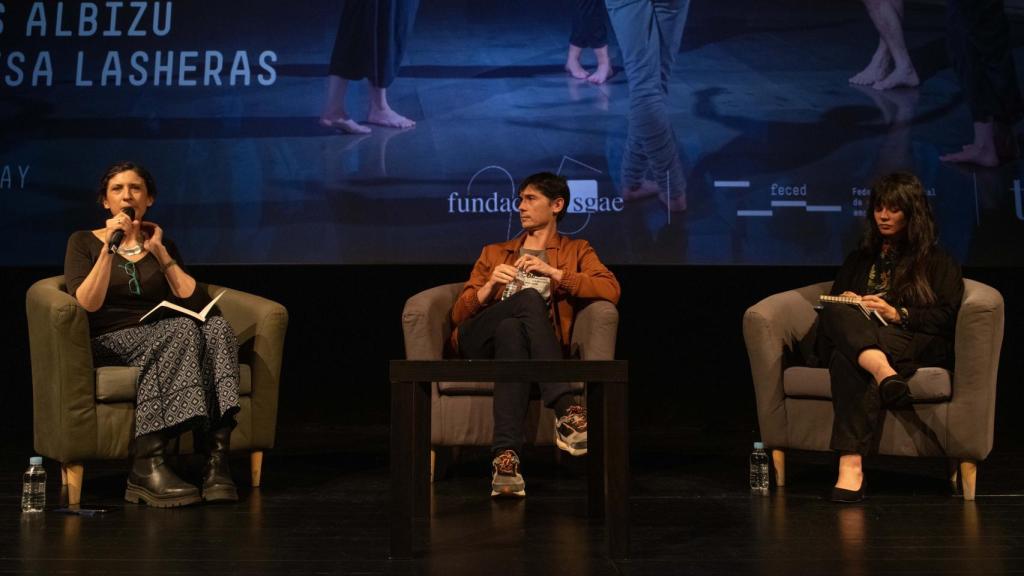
[250,451,264,488]
[430,447,457,482]
[948,459,960,494]
[62,463,84,506]
[771,449,786,488]
[960,460,977,501]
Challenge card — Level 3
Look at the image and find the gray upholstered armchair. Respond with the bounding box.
[743,279,1003,500]
[401,283,619,475]
[26,276,288,505]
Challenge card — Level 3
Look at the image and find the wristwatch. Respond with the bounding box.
[898,306,910,326]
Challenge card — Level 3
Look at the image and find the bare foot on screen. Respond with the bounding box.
[872,66,919,90]
[366,107,416,129]
[940,144,999,167]
[587,65,615,85]
[849,45,891,85]
[320,116,371,134]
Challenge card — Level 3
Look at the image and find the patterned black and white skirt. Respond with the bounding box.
[91,316,241,437]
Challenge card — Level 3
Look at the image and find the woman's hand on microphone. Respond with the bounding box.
[104,212,134,244]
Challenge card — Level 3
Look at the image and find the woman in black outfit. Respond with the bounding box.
[64,161,241,508]
[819,172,963,502]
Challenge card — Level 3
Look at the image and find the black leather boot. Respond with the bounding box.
[196,420,239,503]
[125,432,201,508]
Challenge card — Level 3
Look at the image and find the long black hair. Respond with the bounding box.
[861,171,938,306]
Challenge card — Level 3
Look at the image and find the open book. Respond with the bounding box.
[818,294,888,326]
[139,290,226,323]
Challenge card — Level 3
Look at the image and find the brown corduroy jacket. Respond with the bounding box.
[450,232,620,354]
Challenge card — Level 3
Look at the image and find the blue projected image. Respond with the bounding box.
[1,0,1022,266]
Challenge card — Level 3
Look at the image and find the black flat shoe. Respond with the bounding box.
[879,375,913,409]
[830,484,865,503]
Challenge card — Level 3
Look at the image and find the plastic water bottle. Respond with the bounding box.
[749,442,769,494]
[21,457,46,513]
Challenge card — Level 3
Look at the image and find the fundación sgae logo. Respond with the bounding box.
[447,180,624,216]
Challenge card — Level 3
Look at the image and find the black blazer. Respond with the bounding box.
[829,246,963,371]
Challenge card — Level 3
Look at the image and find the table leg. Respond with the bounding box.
[605,381,630,559]
[390,381,415,559]
[414,381,431,519]
[587,382,605,519]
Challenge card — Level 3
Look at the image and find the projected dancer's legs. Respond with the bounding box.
[322,77,371,134]
[567,0,615,84]
[320,0,419,133]
[849,0,919,90]
[606,0,690,211]
[940,0,1023,167]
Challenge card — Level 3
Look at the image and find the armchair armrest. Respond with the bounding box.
[743,281,832,447]
[570,300,619,360]
[946,279,1003,459]
[402,283,461,361]
[26,276,98,462]
[208,284,288,449]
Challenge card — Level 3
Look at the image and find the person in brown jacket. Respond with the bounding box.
[450,172,621,497]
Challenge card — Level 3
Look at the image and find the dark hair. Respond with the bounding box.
[518,172,570,222]
[861,171,938,306]
[96,161,157,205]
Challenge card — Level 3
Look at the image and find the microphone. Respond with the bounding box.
[107,207,136,254]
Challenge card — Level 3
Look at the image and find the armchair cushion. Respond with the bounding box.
[96,363,252,403]
[94,367,137,402]
[782,366,951,402]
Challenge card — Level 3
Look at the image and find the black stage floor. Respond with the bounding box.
[3,425,1023,575]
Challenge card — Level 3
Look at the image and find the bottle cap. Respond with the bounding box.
[753,442,765,449]
[29,456,43,466]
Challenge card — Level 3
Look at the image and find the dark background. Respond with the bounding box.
[4,264,1021,461]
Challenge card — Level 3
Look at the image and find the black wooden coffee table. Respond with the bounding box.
[388,359,630,559]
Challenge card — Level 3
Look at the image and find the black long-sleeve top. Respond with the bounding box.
[64,231,211,338]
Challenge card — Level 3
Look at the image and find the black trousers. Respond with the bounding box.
[457,289,573,454]
[946,0,1023,124]
[818,304,915,455]
[571,0,609,49]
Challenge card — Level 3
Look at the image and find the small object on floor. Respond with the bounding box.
[53,507,109,516]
